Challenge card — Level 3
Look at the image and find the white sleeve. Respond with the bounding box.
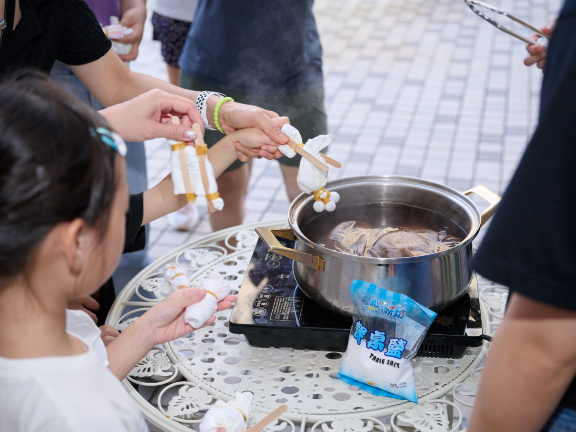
[65,309,109,367]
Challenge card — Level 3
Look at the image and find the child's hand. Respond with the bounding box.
[233,117,290,162]
[100,325,120,346]
[67,294,100,323]
[140,288,236,347]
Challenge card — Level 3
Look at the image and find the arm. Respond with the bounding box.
[69,50,288,144]
[106,289,235,380]
[468,292,576,432]
[142,173,187,226]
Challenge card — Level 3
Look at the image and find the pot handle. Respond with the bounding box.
[463,185,501,227]
[255,227,325,271]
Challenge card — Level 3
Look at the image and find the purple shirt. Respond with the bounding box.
[83,0,121,26]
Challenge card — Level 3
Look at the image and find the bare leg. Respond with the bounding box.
[209,165,250,247]
[167,64,181,86]
[279,164,301,202]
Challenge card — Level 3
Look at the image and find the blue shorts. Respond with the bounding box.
[152,13,192,67]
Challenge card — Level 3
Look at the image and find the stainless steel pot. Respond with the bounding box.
[256,176,500,317]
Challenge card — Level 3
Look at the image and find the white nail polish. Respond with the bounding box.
[185,130,197,139]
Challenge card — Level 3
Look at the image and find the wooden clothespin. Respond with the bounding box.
[245,405,288,432]
[192,123,216,213]
[171,117,196,203]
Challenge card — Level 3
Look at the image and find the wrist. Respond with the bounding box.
[126,313,157,351]
[205,95,221,127]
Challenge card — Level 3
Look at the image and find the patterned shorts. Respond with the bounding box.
[152,13,192,67]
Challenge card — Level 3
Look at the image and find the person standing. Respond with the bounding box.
[467,1,576,431]
[178,0,327,235]
[49,0,153,293]
[152,0,201,230]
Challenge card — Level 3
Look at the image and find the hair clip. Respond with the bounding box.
[90,127,128,156]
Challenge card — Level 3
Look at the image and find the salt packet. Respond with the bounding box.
[338,280,437,402]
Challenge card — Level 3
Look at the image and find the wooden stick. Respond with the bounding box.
[287,139,329,172]
[192,123,216,212]
[171,117,195,201]
[322,154,342,169]
[245,405,288,432]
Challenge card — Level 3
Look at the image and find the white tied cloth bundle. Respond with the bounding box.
[165,263,189,291]
[184,272,231,328]
[278,124,340,212]
[169,140,224,211]
[200,392,253,432]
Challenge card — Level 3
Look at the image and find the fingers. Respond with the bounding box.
[100,324,120,338]
[82,295,101,311]
[167,287,207,308]
[99,325,120,346]
[272,116,290,128]
[254,111,289,145]
[146,90,204,133]
[117,43,139,62]
[151,122,198,142]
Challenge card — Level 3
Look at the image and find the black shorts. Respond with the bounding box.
[179,72,328,171]
[152,13,192,67]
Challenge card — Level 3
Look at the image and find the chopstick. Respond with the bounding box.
[245,405,288,432]
[287,139,329,172]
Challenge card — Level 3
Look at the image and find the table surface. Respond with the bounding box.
[108,220,508,432]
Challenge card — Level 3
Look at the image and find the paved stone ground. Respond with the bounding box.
[130,0,561,261]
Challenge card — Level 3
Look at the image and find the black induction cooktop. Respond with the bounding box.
[229,236,483,358]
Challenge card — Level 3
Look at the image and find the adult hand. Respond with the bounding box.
[117,6,146,62]
[100,324,120,346]
[210,97,290,146]
[140,288,236,347]
[99,89,204,142]
[67,294,100,323]
[234,116,290,162]
[524,18,556,72]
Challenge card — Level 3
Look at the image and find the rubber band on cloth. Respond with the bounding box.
[214,97,234,134]
[205,192,220,202]
[312,186,340,213]
[185,193,197,202]
[171,142,188,151]
[206,291,218,300]
[195,145,208,156]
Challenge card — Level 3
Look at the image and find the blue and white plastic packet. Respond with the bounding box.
[338,280,437,402]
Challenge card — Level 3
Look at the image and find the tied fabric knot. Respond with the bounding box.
[184,272,231,328]
[278,124,339,213]
[199,391,253,432]
[165,264,190,292]
[314,187,332,205]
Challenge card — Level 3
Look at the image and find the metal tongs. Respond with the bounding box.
[464,0,550,49]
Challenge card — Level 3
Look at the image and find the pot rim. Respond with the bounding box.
[288,175,481,264]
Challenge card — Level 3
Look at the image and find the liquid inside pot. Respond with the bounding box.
[303,203,467,258]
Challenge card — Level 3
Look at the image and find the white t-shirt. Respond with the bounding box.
[152,0,199,22]
[0,310,149,432]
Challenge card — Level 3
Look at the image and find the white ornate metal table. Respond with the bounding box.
[108,220,507,432]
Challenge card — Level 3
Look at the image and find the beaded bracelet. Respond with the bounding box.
[214,97,234,134]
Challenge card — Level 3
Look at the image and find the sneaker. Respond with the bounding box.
[168,204,200,231]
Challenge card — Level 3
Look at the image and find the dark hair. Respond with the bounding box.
[0,71,118,283]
